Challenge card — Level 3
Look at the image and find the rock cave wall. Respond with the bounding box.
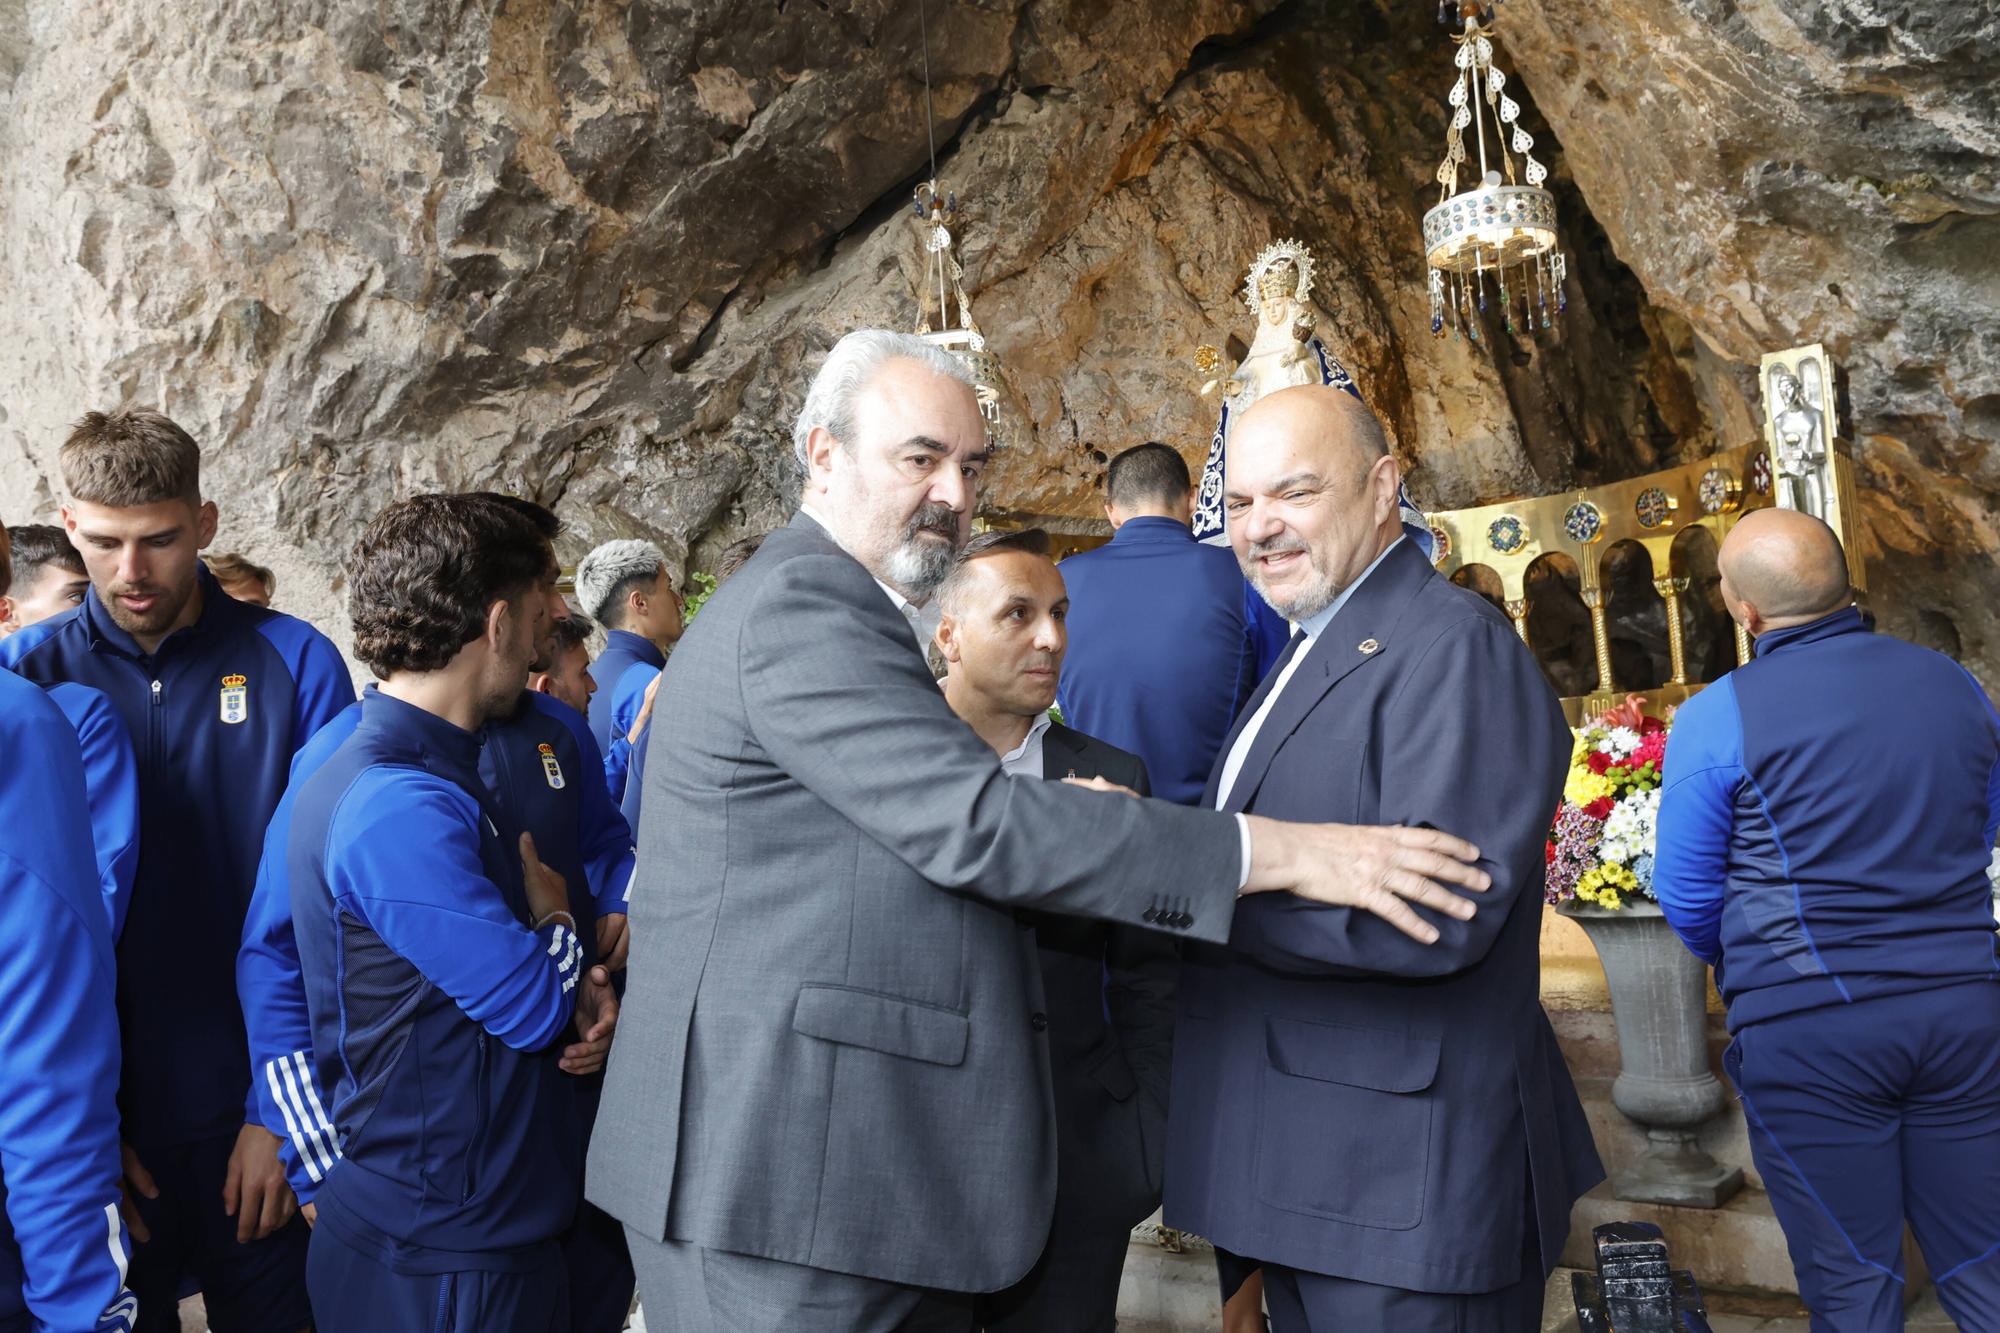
[0,0,1992,687]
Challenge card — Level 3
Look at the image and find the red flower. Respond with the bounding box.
[1595,693,1651,731]
[1586,750,1613,774]
[1546,841,1557,865]
[1583,796,1615,820]
[1634,731,1668,769]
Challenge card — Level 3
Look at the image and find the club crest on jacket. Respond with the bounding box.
[220,673,249,725]
[538,741,566,790]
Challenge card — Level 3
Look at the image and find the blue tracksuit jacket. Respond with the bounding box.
[1654,606,2000,1030]
[45,682,139,939]
[239,688,634,1199]
[1057,518,1260,804]
[0,667,137,1333]
[286,690,586,1269]
[585,629,663,802]
[0,566,352,1148]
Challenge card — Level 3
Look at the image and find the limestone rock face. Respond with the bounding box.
[0,0,1991,687]
[1500,0,2000,676]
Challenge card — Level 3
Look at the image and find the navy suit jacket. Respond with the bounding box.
[1162,539,1604,1295]
[1025,724,1179,1236]
[1057,517,1259,804]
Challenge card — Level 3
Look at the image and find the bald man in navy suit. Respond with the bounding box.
[1163,386,1602,1331]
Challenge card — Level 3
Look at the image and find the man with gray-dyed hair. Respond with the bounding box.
[589,329,1493,1330]
[573,537,680,801]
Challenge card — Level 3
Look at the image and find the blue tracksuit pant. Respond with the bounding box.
[1727,980,2000,1331]
[306,1227,568,1333]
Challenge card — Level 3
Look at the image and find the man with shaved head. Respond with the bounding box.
[1655,508,2000,1330]
[1162,383,1602,1331]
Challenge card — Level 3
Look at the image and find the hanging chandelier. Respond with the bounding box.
[902,1,1009,442]
[1422,0,1567,345]
[909,180,1005,430]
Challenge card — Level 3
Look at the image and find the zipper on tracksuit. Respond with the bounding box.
[462,1031,490,1203]
[148,675,164,767]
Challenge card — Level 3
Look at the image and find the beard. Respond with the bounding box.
[883,502,962,600]
[1242,533,1338,622]
[99,578,195,639]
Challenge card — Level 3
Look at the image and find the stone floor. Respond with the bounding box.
[1535,1270,1960,1332]
[184,1267,1963,1331]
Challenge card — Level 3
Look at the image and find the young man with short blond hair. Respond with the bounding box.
[2,407,351,1333]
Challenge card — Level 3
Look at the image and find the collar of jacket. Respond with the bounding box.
[1751,604,1867,658]
[357,686,485,772]
[1110,516,1196,546]
[604,627,666,671]
[81,561,241,660]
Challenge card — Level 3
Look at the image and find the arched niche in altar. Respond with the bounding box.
[1449,562,1507,615]
[1521,552,1595,699]
[1600,540,1670,691]
[1669,523,1736,684]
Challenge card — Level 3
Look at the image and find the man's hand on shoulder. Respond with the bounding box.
[1244,819,1489,944]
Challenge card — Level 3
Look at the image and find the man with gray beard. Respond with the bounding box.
[588,333,1496,1331]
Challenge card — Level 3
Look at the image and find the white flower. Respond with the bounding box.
[1597,788,1661,868]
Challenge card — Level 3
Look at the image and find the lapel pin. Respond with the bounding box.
[1358,638,1381,654]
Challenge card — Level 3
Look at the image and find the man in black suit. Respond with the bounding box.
[1163,385,1604,1331]
[934,528,1176,1333]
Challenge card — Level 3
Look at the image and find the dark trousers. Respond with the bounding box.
[561,1200,634,1333]
[625,1230,976,1333]
[1729,980,2000,1332]
[1216,1242,1544,1333]
[126,1132,312,1333]
[306,1224,568,1333]
[976,1204,1130,1332]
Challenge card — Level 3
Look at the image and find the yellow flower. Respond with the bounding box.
[1564,768,1616,807]
[1575,863,1638,910]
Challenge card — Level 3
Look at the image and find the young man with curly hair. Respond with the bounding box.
[285,493,618,1329]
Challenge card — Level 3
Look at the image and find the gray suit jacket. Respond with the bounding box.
[586,513,1241,1294]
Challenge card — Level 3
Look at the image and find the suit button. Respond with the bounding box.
[1142,907,1160,923]
[1175,911,1192,928]
[1030,1012,1049,1033]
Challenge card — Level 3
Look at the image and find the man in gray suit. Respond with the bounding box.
[587,329,1492,1331]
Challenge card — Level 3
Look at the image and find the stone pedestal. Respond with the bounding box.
[1561,901,1743,1209]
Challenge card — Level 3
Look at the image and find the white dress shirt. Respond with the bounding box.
[996,711,1053,778]
[1215,537,1404,811]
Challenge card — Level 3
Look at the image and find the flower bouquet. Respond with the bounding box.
[1546,694,1672,909]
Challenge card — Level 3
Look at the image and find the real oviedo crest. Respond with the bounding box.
[538,742,566,790]
[219,674,249,725]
